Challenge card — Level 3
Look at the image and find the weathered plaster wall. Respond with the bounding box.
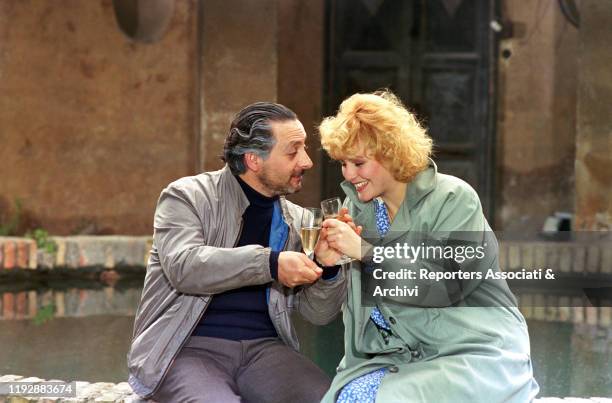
[199,0,324,206]
[0,0,311,234]
[278,0,325,208]
[2,1,607,236]
[200,0,279,172]
[496,0,578,232]
[574,0,612,230]
[0,0,197,235]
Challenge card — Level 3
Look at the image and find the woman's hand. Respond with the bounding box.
[321,218,362,260]
[335,207,362,235]
[314,208,362,266]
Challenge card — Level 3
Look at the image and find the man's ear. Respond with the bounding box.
[244,152,261,172]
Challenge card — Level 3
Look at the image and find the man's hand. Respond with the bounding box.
[314,229,342,266]
[278,251,323,288]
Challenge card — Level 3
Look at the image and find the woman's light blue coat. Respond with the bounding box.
[322,161,540,403]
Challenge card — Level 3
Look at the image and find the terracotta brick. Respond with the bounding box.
[28,291,38,318]
[79,252,87,267]
[55,291,65,317]
[3,293,15,319]
[3,241,16,269]
[55,237,67,267]
[15,291,26,319]
[16,241,28,268]
[28,241,37,269]
[105,245,115,269]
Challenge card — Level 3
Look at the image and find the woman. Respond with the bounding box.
[317,91,539,403]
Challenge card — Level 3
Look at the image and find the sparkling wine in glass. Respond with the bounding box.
[300,207,323,258]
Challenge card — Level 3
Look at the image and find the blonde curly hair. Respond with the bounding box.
[319,90,432,182]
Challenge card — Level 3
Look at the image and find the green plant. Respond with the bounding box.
[0,198,22,236]
[33,302,56,325]
[26,228,58,254]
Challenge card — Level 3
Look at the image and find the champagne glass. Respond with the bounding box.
[321,197,353,264]
[321,197,342,220]
[300,207,323,258]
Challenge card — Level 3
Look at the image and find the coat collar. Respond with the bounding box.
[341,158,437,211]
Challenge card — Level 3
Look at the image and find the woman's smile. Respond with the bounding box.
[354,180,368,192]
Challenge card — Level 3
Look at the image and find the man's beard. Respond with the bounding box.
[258,166,304,196]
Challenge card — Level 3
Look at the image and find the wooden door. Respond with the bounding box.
[323,0,498,218]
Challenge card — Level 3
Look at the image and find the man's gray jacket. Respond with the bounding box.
[127,166,347,398]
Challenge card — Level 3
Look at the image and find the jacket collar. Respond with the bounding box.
[340,158,438,214]
[219,165,250,215]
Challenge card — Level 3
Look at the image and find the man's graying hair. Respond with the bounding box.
[222,102,298,175]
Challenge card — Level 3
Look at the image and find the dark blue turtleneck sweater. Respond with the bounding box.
[192,176,280,340]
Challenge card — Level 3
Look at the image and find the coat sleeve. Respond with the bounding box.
[154,184,273,295]
[431,181,487,232]
[286,201,348,325]
[293,268,348,325]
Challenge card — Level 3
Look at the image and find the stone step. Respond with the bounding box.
[0,374,610,402]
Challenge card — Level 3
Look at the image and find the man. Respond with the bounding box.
[127,102,347,403]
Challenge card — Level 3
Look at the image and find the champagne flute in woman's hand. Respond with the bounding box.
[321,197,355,264]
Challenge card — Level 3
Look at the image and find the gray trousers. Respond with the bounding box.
[151,336,331,403]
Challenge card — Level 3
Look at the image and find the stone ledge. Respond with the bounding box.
[0,374,144,402]
[0,236,152,272]
[0,374,610,402]
[0,236,610,274]
[499,238,612,274]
